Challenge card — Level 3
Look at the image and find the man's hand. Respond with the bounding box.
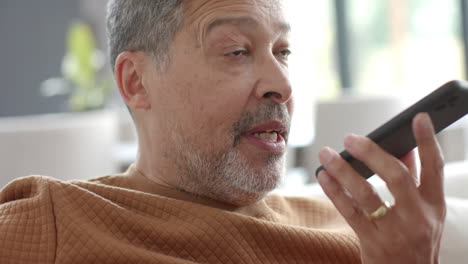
[317,113,446,264]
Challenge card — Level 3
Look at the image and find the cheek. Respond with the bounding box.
[187,87,252,146]
[164,59,256,144]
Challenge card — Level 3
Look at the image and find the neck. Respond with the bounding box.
[130,162,251,211]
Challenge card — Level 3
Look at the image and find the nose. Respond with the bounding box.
[254,55,292,104]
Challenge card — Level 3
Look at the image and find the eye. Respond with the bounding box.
[276,48,292,59]
[225,49,249,57]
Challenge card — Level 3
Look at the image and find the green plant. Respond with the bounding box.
[41,22,113,112]
[62,22,113,111]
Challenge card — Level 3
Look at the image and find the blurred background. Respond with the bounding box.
[1,0,467,188]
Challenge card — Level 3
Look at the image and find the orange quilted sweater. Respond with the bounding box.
[0,165,361,263]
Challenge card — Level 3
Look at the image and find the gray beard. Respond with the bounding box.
[175,140,285,206]
[172,103,290,206]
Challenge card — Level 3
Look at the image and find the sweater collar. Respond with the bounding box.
[123,164,278,219]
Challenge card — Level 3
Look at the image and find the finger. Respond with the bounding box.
[318,147,383,215]
[412,113,445,204]
[317,170,372,232]
[343,134,420,209]
[400,150,419,186]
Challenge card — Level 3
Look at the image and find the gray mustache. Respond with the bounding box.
[232,103,291,146]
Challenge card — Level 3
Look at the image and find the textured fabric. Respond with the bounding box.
[0,165,361,263]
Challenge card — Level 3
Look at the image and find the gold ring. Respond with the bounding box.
[369,201,391,221]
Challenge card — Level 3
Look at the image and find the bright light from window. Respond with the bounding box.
[283,2,336,146]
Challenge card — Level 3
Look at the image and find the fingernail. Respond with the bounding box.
[344,133,359,150]
[319,147,336,165]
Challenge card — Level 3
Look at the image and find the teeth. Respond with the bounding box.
[253,132,278,142]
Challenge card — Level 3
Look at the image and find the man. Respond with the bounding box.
[0,0,445,263]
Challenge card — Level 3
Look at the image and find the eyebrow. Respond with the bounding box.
[205,16,291,36]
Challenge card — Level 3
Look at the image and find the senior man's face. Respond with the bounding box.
[145,0,292,205]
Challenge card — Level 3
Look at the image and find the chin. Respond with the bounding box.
[217,154,286,206]
[174,134,286,206]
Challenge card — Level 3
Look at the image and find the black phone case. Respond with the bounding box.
[315,80,468,179]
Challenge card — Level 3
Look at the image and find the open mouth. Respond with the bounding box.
[251,130,284,142]
[242,121,288,153]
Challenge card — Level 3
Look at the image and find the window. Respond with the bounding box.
[347,0,464,100]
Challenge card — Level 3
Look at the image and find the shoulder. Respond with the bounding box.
[0,175,66,220]
[0,175,62,205]
[0,176,59,263]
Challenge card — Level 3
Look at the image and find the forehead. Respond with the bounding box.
[182,0,287,36]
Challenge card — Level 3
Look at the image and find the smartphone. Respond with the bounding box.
[315,80,468,179]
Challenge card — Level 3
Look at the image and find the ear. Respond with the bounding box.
[114,51,151,110]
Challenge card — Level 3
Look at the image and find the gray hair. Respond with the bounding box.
[106,0,185,71]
